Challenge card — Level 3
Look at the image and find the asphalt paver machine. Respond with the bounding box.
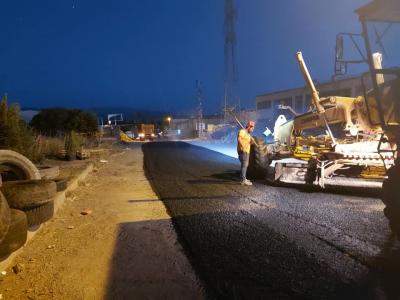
[248,0,400,238]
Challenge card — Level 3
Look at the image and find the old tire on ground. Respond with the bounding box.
[382,160,400,239]
[0,150,41,182]
[0,209,27,259]
[247,137,270,179]
[55,177,69,192]
[1,180,56,209]
[37,165,60,180]
[23,201,54,227]
[0,192,11,244]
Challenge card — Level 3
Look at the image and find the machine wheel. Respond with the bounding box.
[305,158,317,184]
[1,180,56,209]
[382,160,400,239]
[248,137,270,179]
[0,150,41,182]
[0,209,27,259]
[0,192,11,244]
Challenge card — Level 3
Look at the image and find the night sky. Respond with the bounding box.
[0,0,369,114]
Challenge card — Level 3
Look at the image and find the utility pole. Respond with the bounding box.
[224,0,240,122]
[196,80,204,137]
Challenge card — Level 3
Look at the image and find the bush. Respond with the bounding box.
[65,131,82,160]
[0,97,99,162]
[0,95,41,161]
[41,136,65,158]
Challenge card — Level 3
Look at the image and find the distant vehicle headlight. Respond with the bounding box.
[138,133,145,137]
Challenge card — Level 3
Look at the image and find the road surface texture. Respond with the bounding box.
[143,141,400,300]
[0,145,204,299]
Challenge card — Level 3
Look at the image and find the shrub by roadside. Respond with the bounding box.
[0,95,41,162]
[0,96,100,162]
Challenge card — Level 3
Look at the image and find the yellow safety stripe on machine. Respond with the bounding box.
[293,146,317,160]
[119,131,135,143]
[360,165,387,179]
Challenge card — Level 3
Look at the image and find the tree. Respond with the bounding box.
[0,95,38,160]
[0,96,9,148]
[30,108,97,136]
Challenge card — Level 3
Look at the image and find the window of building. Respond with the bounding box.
[294,95,303,113]
[320,88,351,97]
[337,88,351,97]
[280,97,292,106]
[304,94,311,111]
[319,90,335,97]
[257,100,272,110]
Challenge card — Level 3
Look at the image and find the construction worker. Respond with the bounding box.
[237,120,255,185]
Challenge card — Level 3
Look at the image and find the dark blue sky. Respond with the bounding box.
[0,0,369,114]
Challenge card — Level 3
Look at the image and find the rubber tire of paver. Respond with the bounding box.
[37,165,60,180]
[23,200,54,227]
[0,191,11,244]
[247,137,269,179]
[1,180,56,209]
[0,150,41,182]
[0,209,27,259]
[54,177,69,192]
[305,158,318,185]
[382,160,400,240]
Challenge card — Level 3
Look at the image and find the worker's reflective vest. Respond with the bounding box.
[237,129,251,154]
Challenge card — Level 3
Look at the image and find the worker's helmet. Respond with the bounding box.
[246,120,256,128]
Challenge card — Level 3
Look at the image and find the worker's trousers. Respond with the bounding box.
[238,151,249,181]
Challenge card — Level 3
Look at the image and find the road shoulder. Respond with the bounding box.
[0,145,204,299]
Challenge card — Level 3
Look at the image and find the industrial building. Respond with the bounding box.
[256,75,365,127]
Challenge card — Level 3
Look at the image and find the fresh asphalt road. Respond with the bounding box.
[142,141,400,299]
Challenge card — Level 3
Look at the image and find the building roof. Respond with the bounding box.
[256,74,361,98]
[356,0,400,23]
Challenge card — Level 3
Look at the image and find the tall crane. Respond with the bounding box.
[224,0,240,121]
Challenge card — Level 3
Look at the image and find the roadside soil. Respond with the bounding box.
[0,144,204,299]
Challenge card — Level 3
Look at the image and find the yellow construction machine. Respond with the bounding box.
[259,52,395,189]
[249,0,400,237]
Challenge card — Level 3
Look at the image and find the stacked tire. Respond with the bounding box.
[37,165,60,180]
[1,180,56,227]
[37,165,69,192]
[0,150,41,182]
[0,150,57,259]
[0,195,28,258]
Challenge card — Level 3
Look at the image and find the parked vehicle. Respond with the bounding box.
[138,124,156,141]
